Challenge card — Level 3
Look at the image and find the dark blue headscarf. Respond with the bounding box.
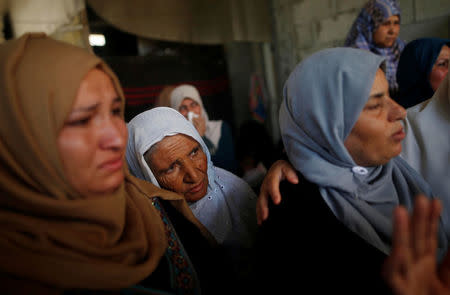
[395,37,450,109]
[345,0,405,94]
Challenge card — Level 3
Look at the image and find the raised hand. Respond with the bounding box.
[383,195,450,295]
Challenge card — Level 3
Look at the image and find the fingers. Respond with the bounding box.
[256,159,297,225]
[256,190,269,225]
[383,206,410,293]
[282,165,299,185]
[392,206,411,257]
[392,206,412,271]
[438,246,450,286]
[411,195,429,259]
[428,199,442,257]
[256,173,282,224]
[411,195,441,260]
[266,160,297,204]
[383,196,444,295]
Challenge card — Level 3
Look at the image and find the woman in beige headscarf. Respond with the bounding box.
[0,33,233,295]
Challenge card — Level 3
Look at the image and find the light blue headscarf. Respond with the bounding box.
[126,107,257,247]
[279,47,448,258]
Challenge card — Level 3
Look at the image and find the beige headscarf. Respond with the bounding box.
[0,33,208,291]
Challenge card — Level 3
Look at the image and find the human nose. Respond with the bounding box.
[99,118,126,150]
[388,97,407,121]
[183,160,200,183]
[187,105,195,113]
[387,24,394,33]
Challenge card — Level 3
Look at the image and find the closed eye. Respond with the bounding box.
[111,107,122,116]
[365,104,381,110]
[190,146,200,157]
[67,117,91,126]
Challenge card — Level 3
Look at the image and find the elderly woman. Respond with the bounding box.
[345,0,405,96]
[395,37,450,108]
[254,47,449,295]
[0,33,235,294]
[170,84,238,173]
[126,107,257,249]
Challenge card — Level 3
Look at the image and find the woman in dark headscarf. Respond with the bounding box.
[345,0,405,96]
[395,37,450,108]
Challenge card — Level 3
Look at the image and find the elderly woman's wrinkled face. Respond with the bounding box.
[344,69,407,166]
[146,134,208,202]
[429,45,450,92]
[57,68,127,198]
[372,15,400,48]
[178,98,202,118]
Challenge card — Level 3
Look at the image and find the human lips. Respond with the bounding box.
[391,127,406,141]
[189,180,205,194]
[99,156,123,172]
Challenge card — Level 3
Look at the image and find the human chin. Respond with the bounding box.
[184,177,208,202]
[91,169,125,196]
[380,142,402,165]
[384,39,394,48]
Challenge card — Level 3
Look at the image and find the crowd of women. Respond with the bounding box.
[0,0,449,294]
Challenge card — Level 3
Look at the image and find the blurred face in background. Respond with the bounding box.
[57,68,127,198]
[373,15,400,48]
[178,98,202,118]
[429,45,450,92]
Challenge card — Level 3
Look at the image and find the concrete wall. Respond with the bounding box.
[270,0,450,126]
[2,0,90,48]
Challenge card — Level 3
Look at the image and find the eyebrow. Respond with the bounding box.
[71,97,121,114]
[189,145,200,154]
[369,92,384,99]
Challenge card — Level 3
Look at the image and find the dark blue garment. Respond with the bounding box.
[395,37,450,109]
[210,121,238,174]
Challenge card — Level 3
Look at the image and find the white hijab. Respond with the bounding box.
[402,72,450,214]
[170,84,222,149]
[126,107,257,247]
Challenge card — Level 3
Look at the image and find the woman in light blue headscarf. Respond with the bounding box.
[126,107,257,250]
[254,47,449,295]
[345,0,405,96]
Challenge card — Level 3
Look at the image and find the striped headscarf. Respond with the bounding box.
[345,0,405,93]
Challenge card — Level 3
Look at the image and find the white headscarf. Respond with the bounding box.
[402,72,450,219]
[279,47,448,258]
[170,84,222,149]
[126,107,257,247]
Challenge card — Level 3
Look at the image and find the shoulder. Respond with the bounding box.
[277,172,320,206]
[256,172,322,235]
[214,167,257,199]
